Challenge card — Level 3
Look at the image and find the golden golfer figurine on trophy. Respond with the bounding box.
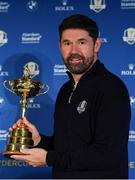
[3,66,49,157]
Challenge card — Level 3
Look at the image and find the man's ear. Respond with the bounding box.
[94,37,101,53]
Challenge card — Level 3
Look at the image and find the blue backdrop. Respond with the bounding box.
[0,0,135,179]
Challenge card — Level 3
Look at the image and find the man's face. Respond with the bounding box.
[60,29,100,74]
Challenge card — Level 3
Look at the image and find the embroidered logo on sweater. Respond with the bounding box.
[77,100,87,114]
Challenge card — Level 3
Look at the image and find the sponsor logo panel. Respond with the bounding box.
[121,0,135,9]
[55,0,74,11]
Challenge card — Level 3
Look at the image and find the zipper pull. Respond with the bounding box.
[68,82,78,104]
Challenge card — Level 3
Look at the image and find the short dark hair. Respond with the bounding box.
[59,14,99,42]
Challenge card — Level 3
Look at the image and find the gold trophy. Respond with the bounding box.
[3,66,49,157]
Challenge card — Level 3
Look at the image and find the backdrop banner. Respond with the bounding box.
[0,0,135,179]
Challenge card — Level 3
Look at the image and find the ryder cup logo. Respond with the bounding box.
[27,0,38,11]
[24,62,39,78]
[0,30,8,47]
[89,0,106,13]
[77,100,87,114]
[123,28,135,45]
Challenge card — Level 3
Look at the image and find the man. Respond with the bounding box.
[11,14,131,179]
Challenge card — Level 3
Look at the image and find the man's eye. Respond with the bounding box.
[79,41,85,45]
[63,42,70,46]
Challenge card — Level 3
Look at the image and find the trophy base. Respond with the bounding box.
[3,126,33,158]
[3,150,30,158]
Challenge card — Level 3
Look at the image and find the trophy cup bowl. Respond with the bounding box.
[3,67,49,157]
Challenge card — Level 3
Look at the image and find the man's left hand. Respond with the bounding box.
[11,148,47,167]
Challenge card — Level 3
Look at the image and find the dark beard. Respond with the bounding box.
[64,53,94,74]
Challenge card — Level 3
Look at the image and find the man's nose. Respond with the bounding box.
[70,43,79,53]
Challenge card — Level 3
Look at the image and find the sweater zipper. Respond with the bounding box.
[68,82,78,104]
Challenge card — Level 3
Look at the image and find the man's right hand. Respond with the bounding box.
[9,117,41,146]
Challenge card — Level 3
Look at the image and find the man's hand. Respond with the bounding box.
[11,148,47,167]
[10,117,41,146]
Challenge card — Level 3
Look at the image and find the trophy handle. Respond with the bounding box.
[37,84,50,96]
[3,80,16,94]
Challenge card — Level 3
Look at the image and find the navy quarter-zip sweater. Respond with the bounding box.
[37,60,131,179]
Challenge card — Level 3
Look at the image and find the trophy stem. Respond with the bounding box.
[20,89,29,118]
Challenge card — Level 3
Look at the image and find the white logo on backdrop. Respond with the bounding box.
[24,62,39,78]
[123,28,135,45]
[129,130,135,142]
[0,1,10,12]
[128,63,134,70]
[0,159,30,167]
[0,30,8,47]
[130,96,135,108]
[121,63,135,75]
[89,0,106,13]
[27,98,41,109]
[0,64,8,76]
[21,33,42,44]
[55,0,74,11]
[99,32,108,43]
[0,130,8,140]
[27,0,38,11]
[128,162,135,169]
[62,0,68,6]
[121,0,135,10]
[53,64,68,76]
